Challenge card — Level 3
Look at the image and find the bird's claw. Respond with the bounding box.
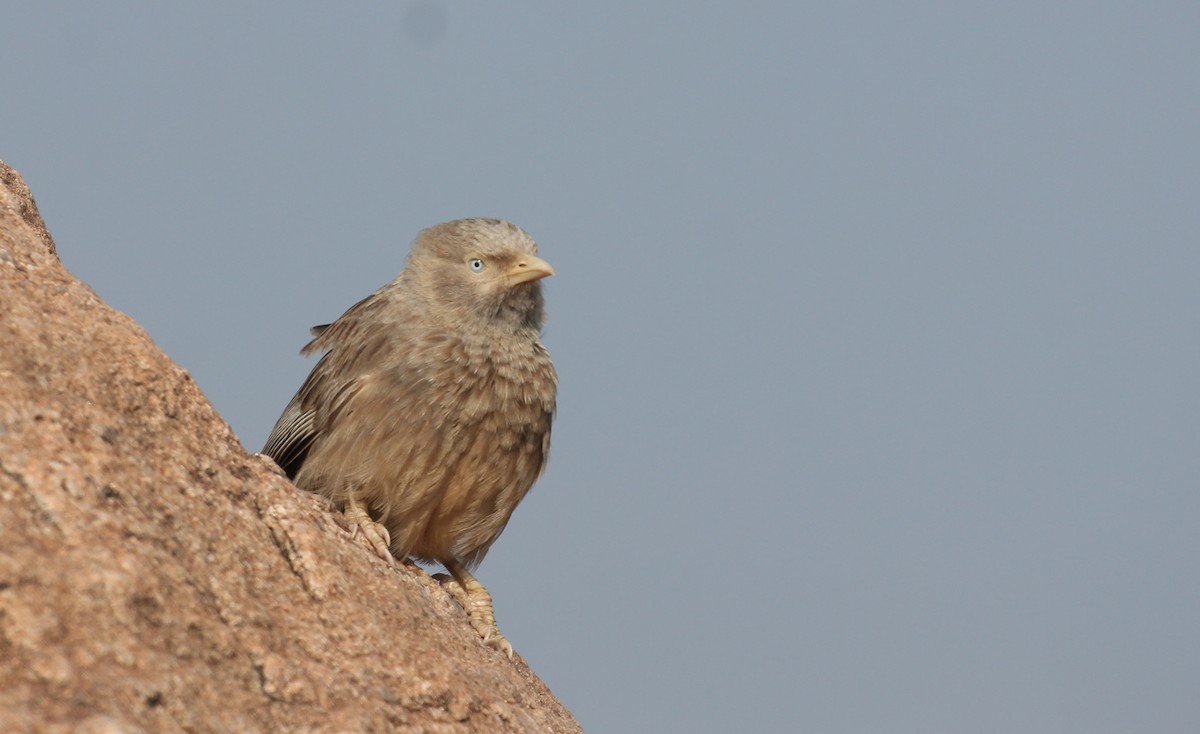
[481,630,514,658]
[343,502,396,566]
[439,567,514,659]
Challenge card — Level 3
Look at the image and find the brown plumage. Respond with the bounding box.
[262,218,556,656]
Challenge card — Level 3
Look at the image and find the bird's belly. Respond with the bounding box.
[367,402,550,566]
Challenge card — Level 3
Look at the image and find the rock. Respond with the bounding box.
[0,161,583,734]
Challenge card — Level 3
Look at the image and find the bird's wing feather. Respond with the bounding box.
[264,291,397,478]
[262,392,318,479]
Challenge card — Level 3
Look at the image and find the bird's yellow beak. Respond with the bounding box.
[506,255,555,285]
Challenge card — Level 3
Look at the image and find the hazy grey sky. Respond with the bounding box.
[6,3,1198,731]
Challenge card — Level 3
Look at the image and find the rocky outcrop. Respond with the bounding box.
[0,161,582,734]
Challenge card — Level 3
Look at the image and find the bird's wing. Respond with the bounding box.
[262,391,318,479]
[263,292,395,479]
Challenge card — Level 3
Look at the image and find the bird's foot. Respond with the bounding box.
[440,563,514,658]
[343,501,396,566]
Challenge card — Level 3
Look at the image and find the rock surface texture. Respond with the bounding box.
[0,162,583,734]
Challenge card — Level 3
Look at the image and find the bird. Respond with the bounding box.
[262,218,557,657]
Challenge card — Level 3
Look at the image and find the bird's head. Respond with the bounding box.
[408,218,553,330]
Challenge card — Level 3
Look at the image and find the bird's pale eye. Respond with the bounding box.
[468,258,486,273]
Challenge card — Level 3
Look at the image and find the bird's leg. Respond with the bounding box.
[343,498,396,566]
[442,560,513,658]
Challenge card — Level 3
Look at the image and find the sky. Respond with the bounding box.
[5,2,1199,732]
